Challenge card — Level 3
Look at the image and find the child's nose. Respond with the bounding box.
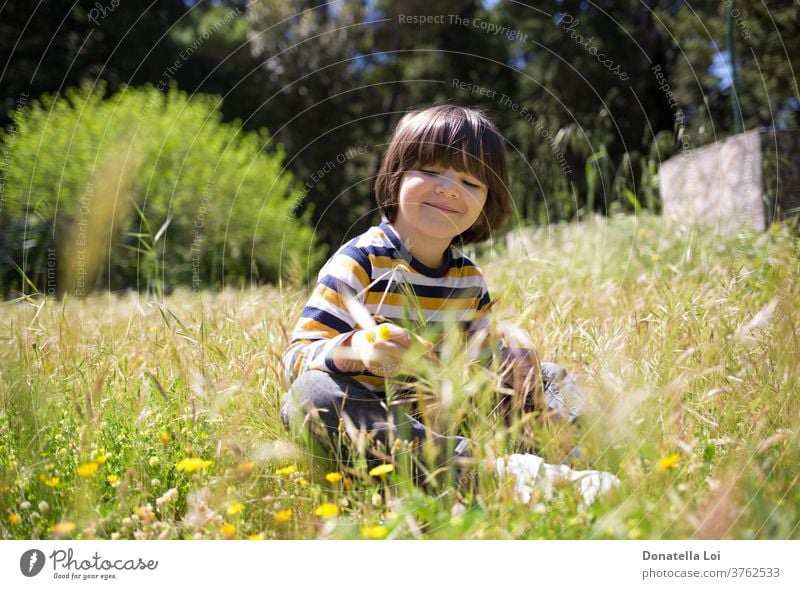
[433,173,460,197]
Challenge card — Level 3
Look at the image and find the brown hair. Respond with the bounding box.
[374,105,511,245]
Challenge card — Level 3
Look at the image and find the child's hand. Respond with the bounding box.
[338,324,413,376]
[501,347,544,411]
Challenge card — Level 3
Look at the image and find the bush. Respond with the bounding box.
[0,83,322,296]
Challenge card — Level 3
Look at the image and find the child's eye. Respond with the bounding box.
[462,179,481,188]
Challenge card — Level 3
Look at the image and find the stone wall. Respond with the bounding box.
[658,128,799,233]
[659,129,765,232]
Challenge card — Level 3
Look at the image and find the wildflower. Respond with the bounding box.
[651,254,660,262]
[247,533,265,540]
[274,509,293,523]
[95,454,108,465]
[106,474,120,486]
[175,457,212,473]
[656,453,680,471]
[8,514,21,525]
[155,488,179,507]
[19,501,31,510]
[149,456,159,467]
[160,433,170,446]
[42,476,59,488]
[77,462,99,478]
[222,523,236,539]
[275,464,297,476]
[360,525,388,539]
[325,472,342,484]
[226,503,244,516]
[371,493,382,507]
[364,331,376,343]
[368,463,394,477]
[378,324,392,340]
[52,521,76,538]
[314,503,339,519]
[38,501,50,513]
[236,461,256,477]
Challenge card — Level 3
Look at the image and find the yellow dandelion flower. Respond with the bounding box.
[368,463,394,477]
[9,514,21,525]
[222,523,236,539]
[236,461,256,476]
[52,521,76,538]
[275,464,297,476]
[656,453,680,471]
[43,476,59,488]
[175,457,212,473]
[364,331,376,343]
[360,525,388,539]
[77,462,99,477]
[651,254,660,262]
[226,503,244,516]
[377,324,392,340]
[314,503,339,519]
[106,474,119,485]
[94,454,108,465]
[296,478,308,486]
[325,472,342,484]
[247,533,265,540]
[274,509,293,523]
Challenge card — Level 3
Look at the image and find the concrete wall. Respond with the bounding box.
[659,128,765,233]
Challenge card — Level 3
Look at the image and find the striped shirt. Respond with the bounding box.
[283,223,493,391]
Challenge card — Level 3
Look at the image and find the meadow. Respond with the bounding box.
[1,213,798,540]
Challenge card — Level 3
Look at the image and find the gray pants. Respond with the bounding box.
[280,362,582,466]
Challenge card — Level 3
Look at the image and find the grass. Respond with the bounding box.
[1,213,798,539]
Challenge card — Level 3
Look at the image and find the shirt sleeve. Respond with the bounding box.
[282,246,372,383]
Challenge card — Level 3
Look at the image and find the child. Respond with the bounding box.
[281,105,583,476]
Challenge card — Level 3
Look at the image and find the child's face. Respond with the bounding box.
[395,165,488,244]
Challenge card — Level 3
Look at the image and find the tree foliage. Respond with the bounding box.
[0,84,318,296]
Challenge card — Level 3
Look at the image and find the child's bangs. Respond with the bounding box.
[406,115,493,183]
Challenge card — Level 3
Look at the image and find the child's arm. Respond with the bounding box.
[283,249,413,382]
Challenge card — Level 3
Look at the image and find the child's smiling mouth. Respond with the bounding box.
[423,202,461,214]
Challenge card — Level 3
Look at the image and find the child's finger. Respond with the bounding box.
[374,324,412,348]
